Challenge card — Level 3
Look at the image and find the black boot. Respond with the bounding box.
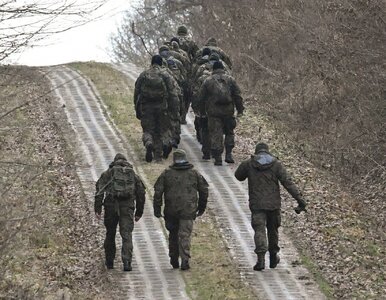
[105,260,114,269]
[214,155,222,166]
[181,260,190,271]
[123,261,132,272]
[163,143,172,159]
[269,252,280,269]
[145,143,153,162]
[170,257,179,269]
[253,253,265,271]
[202,152,210,160]
[225,146,234,163]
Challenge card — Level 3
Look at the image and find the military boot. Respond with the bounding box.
[253,253,265,271]
[145,143,153,162]
[170,257,179,269]
[202,152,210,160]
[123,261,132,272]
[225,151,235,164]
[105,260,114,269]
[181,260,190,271]
[214,155,222,166]
[269,252,280,269]
[163,143,172,159]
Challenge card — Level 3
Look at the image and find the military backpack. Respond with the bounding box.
[109,165,135,199]
[210,75,232,105]
[140,68,167,103]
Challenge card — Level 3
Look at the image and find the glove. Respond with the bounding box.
[154,207,162,218]
[196,209,205,217]
[294,199,307,214]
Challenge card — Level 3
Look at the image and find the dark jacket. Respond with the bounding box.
[199,69,244,117]
[94,159,146,217]
[153,162,209,219]
[234,151,304,211]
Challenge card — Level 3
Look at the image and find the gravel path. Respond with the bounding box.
[115,63,326,300]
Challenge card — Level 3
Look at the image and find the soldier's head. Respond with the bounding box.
[177,25,188,36]
[114,153,127,162]
[170,37,180,45]
[202,47,211,57]
[159,45,170,58]
[206,37,217,47]
[212,61,224,71]
[255,143,269,154]
[151,54,163,66]
[173,149,188,164]
[209,52,220,62]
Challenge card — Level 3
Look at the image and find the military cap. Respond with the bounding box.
[255,143,269,153]
[151,55,163,66]
[177,25,188,35]
[202,48,211,57]
[206,37,217,46]
[173,149,188,164]
[114,153,127,161]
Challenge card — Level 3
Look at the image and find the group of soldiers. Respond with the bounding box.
[94,26,307,274]
[134,25,244,165]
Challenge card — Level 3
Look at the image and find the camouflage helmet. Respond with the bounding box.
[173,149,188,164]
[255,142,269,154]
[177,25,188,36]
[206,37,217,46]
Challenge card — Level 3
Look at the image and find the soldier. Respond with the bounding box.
[195,37,232,69]
[199,61,244,165]
[134,55,180,162]
[153,149,209,270]
[174,25,199,62]
[94,153,146,271]
[234,143,307,271]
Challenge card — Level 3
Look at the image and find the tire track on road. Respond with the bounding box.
[46,66,189,300]
[116,62,326,300]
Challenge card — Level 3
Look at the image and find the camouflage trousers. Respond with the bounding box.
[165,217,194,261]
[141,107,171,158]
[208,116,236,154]
[251,209,281,255]
[104,204,134,263]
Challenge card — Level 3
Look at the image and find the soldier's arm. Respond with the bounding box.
[234,160,249,181]
[133,73,144,106]
[231,79,244,114]
[153,171,165,216]
[276,161,306,207]
[94,171,108,214]
[196,171,209,213]
[134,174,146,218]
[198,81,208,116]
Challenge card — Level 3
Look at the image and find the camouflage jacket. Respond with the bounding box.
[94,159,146,217]
[153,162,208,219]
[134,65,180,120]
[175,34,199,61]
[199,69,244,117]
[235,151,305,211]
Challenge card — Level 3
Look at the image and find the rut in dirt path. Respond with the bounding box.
[46,65,189,300]
[116,63,326,300]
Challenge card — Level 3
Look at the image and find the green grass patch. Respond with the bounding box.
[69,62,257,300]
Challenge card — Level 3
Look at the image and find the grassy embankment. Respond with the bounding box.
[69,61,257,300]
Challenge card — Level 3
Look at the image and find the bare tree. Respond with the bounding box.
[0,0,107,62]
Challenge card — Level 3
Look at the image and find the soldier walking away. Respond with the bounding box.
[134,55,180,162]
[234,143,307,271]
[199,61,244,165]
[94,153,146,271]
[153,149,209,270]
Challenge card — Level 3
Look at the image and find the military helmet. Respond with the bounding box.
[173,149,188,164]
[255,142,269,153]
[177,25,188,35]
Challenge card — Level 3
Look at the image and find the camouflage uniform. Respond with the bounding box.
[194,37,232,69]
[234,143,307,270]
[94,154,146,269]
[199,65,244,164]
[134,62,180,161]
[153,149,208,269]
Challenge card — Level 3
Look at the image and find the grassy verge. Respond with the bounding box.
[69,62,257,299]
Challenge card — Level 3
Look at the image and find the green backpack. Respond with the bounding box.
[140,68,167,103]
[211,75,232,104]
[109,165,135,199]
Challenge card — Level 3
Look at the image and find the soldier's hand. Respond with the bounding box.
[135,215,141,222]
[294,205,307,214]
